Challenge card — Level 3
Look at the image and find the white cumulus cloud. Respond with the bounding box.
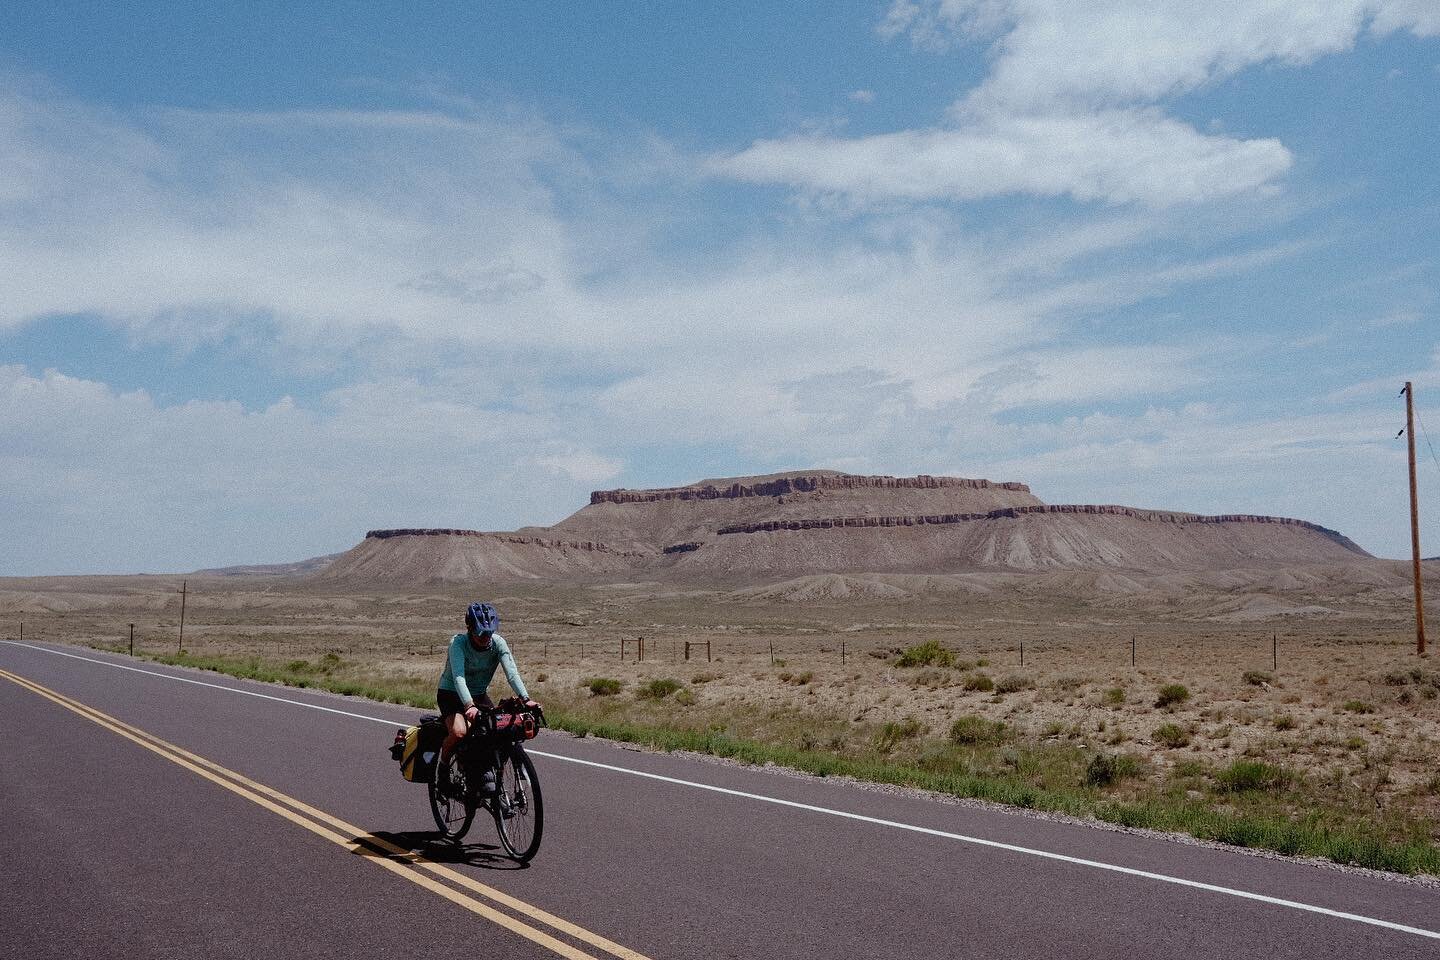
[716,1,1438,207]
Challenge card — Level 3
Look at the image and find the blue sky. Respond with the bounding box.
[2,1,1438,574]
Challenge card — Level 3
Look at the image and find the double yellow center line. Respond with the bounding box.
[0,667,652,960]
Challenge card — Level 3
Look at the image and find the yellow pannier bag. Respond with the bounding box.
[389,716,445,783]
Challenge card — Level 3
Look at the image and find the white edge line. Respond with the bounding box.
[524,751,1440,940]
[4,639,1437,942]
[1,641,399,725]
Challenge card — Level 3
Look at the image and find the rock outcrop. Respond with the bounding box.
[544,470,1042,552]
[591,473,1030,505]
[364,529,640,555]
[715,505,1366,554]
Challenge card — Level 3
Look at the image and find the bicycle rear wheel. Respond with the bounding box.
[429,750,476,841]
[493,747,543,862]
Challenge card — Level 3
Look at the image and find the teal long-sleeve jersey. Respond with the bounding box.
[437,633,528,705]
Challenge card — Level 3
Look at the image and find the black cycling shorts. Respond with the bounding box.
[437,689,465,717]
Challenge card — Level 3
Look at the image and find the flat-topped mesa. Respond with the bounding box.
[590,473,1031,506]
[323,473,1376,585]
[364,529,642,555]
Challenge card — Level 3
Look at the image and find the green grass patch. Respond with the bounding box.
[1155,683,1190,708]
[895,640,955,668]
[586,677,624,696]
[1152,722,1191,748]
[950,714,1008,745]
[1085,752,1143,788]
[636,678,683,700]
[1215,759,1294,794]
[140,649,433,708]
[874,718,925,753]
[995,674,1035,694]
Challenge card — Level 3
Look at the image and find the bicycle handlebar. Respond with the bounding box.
[465,698,545,741]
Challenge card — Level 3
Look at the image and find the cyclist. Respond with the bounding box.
[437,602,537,792]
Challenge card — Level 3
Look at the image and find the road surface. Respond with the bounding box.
[2,639,1437,959]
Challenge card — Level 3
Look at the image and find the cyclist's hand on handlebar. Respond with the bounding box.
[524,699,540,708]
[463,704,481,722]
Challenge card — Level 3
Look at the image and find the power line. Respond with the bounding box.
[1415,401,1440,478]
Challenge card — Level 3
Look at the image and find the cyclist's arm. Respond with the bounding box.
[448,636,475,708]
[496,639,529,700]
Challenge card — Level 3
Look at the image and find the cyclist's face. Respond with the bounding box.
[470,628,494,649]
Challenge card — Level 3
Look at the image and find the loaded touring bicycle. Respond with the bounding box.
[391,696,544,862]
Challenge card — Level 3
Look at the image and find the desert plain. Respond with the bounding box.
[6,470,1439,871]
[5,567,1438,863]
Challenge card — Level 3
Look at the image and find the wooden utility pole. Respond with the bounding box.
[179,580,188,653]
[1405,383,1426,655]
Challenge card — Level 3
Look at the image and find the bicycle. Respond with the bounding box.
[427,697,545,862]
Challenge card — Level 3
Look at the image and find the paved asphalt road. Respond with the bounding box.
[3,640,1438,959]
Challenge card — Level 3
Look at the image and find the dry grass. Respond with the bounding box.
[5,573,1439,870]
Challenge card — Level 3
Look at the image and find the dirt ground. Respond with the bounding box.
[5,578,1434,817]
[5,573,1437,830]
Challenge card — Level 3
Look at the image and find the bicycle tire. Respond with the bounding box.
[429,749,476,841]
[493,747,543,862]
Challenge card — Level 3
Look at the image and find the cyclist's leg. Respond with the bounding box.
[486,746,504,792]
[442,713,466,761]
[437,689,467,761]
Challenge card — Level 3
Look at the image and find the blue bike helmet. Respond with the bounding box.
[465,601,500,635]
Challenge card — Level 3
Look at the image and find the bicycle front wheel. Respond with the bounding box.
[493,747,543,862]
[429,750,476,841]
